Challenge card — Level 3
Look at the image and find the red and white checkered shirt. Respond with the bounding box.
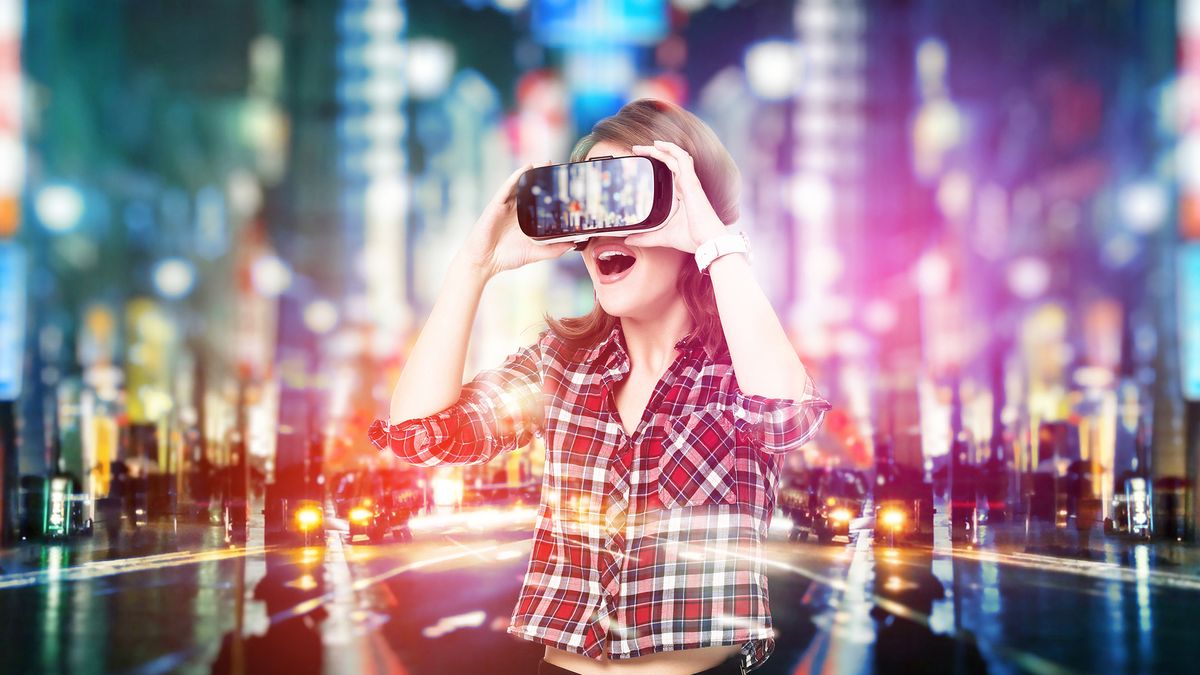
[368,321,830,671]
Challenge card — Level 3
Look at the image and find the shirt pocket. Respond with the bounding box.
[657,407,738,509]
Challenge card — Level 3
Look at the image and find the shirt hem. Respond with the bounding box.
[505,623,773,667]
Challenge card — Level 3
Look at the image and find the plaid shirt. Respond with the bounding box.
[368,322,830,671]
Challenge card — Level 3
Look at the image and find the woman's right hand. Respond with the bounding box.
[454,161,577,280]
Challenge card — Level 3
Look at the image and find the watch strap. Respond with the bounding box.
[695,231,750,274]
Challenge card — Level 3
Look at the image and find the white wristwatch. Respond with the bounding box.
[694,230,750,274]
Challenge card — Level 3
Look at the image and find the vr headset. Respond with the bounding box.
[515,155,677,251]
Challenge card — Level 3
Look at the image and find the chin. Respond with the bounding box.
[588,250,682,318]
[596,297,637,319]
[595,282,667,320]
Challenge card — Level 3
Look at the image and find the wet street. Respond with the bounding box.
[2,504,1197,675]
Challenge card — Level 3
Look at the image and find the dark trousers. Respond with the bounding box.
[537,654,744,675]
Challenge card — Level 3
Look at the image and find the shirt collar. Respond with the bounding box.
[673,327,705,354]
[588,321,706,372]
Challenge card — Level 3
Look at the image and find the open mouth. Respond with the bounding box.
[591,241,639,284]
[597,250,636,276]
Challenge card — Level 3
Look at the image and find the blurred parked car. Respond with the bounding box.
[338,469,422,544]
[780,468,867,544]
[873,464,935,547]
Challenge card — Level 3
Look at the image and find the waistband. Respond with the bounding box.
[537,653,745,675]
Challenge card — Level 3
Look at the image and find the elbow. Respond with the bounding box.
[367,415,500,467]
[390,388,463,427]
[368,418,442,467]
[750,400,831,455]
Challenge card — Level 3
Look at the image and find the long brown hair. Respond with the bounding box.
[542,98,741,360]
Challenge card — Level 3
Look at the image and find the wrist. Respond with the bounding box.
[705,248,748,275]
[691,224,728,252]
[449,252,495,287]
[694,229,750,274]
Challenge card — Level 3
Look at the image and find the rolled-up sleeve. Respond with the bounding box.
[368,331,547,467]
[728,370,832,454]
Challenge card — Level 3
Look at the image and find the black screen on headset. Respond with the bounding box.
[519,157,656,237]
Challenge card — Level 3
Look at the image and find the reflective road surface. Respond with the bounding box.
[1,506,1198,675]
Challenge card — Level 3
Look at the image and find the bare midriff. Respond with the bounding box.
[542,644,741,674]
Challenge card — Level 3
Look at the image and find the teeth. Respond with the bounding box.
[598,250,632,261]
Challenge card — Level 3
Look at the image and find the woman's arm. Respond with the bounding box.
[389,161,573,422]
[704,248,809,401]
[705,248,831,453]
[371,330,547,466]
[388,254,490,424]
[626,141,819,404]
[625,139,830,452]
[375,162,574,465]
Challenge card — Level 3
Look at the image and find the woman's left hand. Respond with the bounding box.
[623,140,728,254]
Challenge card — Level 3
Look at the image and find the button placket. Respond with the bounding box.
[593,330,696,609]
[599,443,631,603]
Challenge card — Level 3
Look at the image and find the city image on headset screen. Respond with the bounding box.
[516,156,672,241]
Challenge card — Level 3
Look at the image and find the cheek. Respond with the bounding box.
[632,255,685,292]
[643,251,687,277]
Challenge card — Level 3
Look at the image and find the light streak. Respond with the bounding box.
[647,533,1078,675]
[944,546,1200,593]
[421,610,486,638]
[408,506,537,532]
[263,539,527,630]
[0,546,277,590]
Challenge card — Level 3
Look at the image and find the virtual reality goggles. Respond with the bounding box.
[515,155,678,251]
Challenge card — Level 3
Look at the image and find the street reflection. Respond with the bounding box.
[871,548,988,674]
[211,548,327,675]
[1,505,1199,674]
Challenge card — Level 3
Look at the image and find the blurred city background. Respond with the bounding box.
[1,0,1199,674]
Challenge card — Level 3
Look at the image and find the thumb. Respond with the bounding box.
[623,233,652,247]
[532,241,576,261]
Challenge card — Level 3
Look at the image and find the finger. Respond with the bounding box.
[505,159,556,205]
[626,204,682,248]
[634,145,706,211]
[504,161,535,188]
[623,230,666,248]
[637,143,700,194]
[504,159,536,188]
[631,144,681,176]
[499,165,533,208]
[532,241,576,261]
[652,140,693,166]
[652,140,703,188]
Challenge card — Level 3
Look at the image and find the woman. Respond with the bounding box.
[369,99,831,674]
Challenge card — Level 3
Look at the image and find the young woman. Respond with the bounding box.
[369,99,831,674]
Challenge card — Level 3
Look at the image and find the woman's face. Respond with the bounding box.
[581,140,690,321]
